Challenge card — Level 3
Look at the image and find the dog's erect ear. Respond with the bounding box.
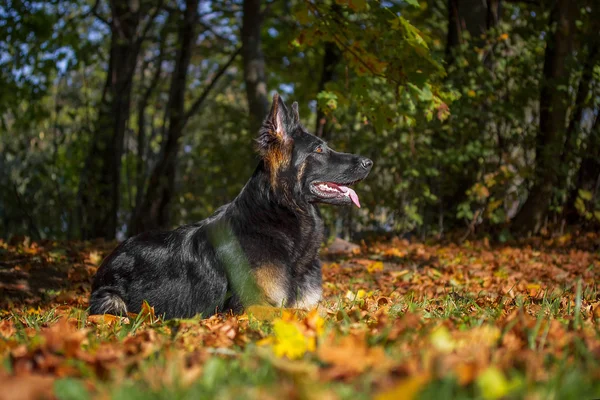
[257,93,294,179]
[291,101,300,124]
[257,93,292,155]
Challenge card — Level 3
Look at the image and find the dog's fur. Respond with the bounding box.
[89,94,372,319]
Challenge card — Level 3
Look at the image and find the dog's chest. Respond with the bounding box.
[250,210,323,307]
[292,209,324,263]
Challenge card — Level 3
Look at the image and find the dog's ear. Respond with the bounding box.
[257,93,292,156]
[257,93,294,177]
[291,101,300,124]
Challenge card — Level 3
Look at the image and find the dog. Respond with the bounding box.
[89,93,372,319]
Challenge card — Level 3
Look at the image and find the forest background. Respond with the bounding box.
[1,0,599,242]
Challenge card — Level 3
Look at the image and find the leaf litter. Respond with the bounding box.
[0,233,599,399]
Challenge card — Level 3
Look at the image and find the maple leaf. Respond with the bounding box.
[264,310,325,360]
[272,319,312,359]
[87,314,127,325]
[367,261,384,273]
[88,251,103,266]
[317,333,393,380]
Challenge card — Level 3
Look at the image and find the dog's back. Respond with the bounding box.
[90,221,230,318]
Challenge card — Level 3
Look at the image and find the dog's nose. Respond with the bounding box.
[360,158,373,170]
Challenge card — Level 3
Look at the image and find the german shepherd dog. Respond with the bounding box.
[89,94,372,319]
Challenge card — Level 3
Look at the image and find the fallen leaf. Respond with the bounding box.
[375,374,429,400]
[317,333,393,379]
[0,373,55,400]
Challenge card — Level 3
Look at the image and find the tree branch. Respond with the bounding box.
[183,46,242,125]
[90,0,110,27]
[198,20,234,45]
[136,0,165,47]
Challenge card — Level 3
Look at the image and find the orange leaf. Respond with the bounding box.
[87,314,126,325]
[375,374,429,400]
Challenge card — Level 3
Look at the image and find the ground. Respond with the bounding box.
[0,233,599,400]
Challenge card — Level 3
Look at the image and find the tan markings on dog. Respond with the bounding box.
[297,160,307,183]
[253,264,288,306]
[265,145,292,187]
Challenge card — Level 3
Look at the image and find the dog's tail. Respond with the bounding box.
[89,288,128,316]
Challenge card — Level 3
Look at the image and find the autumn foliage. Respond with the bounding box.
[1,234,600,399]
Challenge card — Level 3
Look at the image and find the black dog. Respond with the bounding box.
[89,94,372,319]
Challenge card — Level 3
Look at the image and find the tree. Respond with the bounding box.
[130,1,241,234]
[571,115,600,221]
[129,0,199,234]
[434,0,503,234]
[314,42,341,138]
[78,0,162,239]
[241,0,269,134]
[513,0,576,235]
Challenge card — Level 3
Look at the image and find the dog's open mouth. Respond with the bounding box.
[311,181,361,208]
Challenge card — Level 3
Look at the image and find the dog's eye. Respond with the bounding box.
[315,146,324,153]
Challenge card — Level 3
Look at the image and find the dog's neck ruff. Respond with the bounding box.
[234,162,314,217]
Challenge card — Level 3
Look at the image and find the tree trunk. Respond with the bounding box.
[576,117,600,199]
[566,114,600,223]
[129,35,167,234]
[558,39,599,194]
[78,1,143,240]
[130,0,198,234]
[435,0,502,234]
[315,41,341,138]
[446,0,461,64]
[513,0,576,235]
[242,0,269,134]
[486,0,501,30]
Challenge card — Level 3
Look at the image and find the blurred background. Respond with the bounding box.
[0,0,598,242]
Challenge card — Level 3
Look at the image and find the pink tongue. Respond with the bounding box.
[340,186,360,208]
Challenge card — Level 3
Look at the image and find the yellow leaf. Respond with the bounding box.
[345,289,368,301]
[467,90,476,97]
[476,366,518,400]
[246,305,283,321]
[27,307,41,315]
[578,189,593,201]
[375,374,429,400]
[430,326,455,353]
[88,251,103,266]
[368,261,384,273]
[272,319,312,359]
[487,199,503,213]
[256,337,274,347]
[305,308,325,336]
[384,248,406,258]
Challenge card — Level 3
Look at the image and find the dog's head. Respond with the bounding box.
[257,93,372,208]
